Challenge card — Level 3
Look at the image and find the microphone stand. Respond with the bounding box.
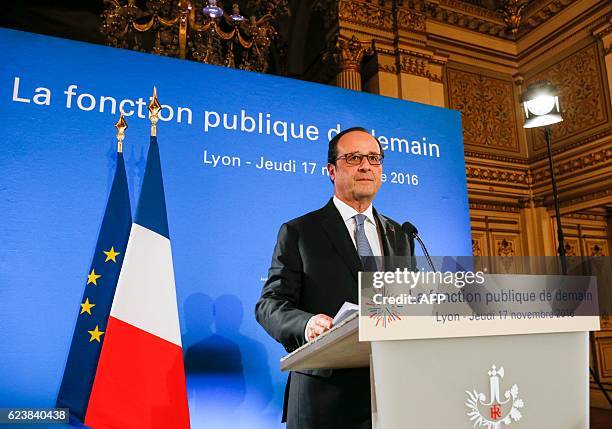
[402,222,436,272]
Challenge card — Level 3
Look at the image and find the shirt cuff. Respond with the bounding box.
[304,315,317,341]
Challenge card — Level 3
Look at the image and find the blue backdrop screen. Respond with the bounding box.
[0,28,471,427]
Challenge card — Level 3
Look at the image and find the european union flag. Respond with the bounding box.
[56,149,132,423]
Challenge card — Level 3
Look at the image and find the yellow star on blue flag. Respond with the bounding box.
[80,298,95,315]
[103,247,120,263]
[87,325,104,343]
[87,269,101,286]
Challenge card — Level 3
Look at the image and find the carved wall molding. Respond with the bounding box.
[531,130,612,161]
[466,131,612,170]
[590,13,611,57]
[465,151,530,164]
[469,201,521,213]
[565,212,608,222]
[373,44,396,56]
[401,0,583,40]
[465,129,611,172]
[469,192,610,215]
[340,0,394,31]
[593,16,612,40]
[319,0,508,37]
[518,196,545,208]
[560,188,612,209]
[519,0,577,37]
[591,12,612,57]
[447,68,520,152]
[371,46,445,80]
[405,0,510,39]
[399,52,443,82]
[466,165,530,186]
[527,43,609,151]
[317,0,428,34]
[464,114,609,196]
[396,8,427,32]
[398,48,446,65]
[378,63,398,73]
[431,8,508,38]
[436,0,503,21]
[531,145,612,183]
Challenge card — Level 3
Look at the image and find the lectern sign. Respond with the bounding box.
[358,270,600,341]
[465,365,524,429]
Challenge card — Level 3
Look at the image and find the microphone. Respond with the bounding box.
[402,222,436,272]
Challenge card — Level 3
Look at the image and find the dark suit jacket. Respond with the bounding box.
[255,199,412,429]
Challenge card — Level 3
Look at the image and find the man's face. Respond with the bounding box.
[328,130,383,205]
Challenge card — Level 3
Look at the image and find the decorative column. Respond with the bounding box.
[518,195,555,256]
[325,35,372,91]
[312,0,448,104]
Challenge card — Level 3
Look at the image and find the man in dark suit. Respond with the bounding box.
[255,127,411,428]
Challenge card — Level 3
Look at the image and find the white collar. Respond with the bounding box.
[333,196,376,225]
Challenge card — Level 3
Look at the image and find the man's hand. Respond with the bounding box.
[306,314,333,341]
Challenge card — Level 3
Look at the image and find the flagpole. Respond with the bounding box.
[115,113,127,153]
[148,86,161,137]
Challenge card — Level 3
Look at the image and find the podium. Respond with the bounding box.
[281,312,594,429]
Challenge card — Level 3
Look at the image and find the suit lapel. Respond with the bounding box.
[374,210,404,271]
[318,199,361,281]
[374,209,398,271]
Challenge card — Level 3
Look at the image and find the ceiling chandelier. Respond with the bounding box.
[101,0,289,72]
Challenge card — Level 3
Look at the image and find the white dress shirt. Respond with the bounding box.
[332,196,383,258]
[305,197,384,340]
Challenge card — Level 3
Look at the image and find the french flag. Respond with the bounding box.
[85,136,190,428]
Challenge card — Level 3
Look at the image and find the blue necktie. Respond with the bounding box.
[354,214,378,271]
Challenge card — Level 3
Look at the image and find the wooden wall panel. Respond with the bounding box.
[447,68,521,154]
[525,42,610,152]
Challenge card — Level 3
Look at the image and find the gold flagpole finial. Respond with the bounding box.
[148,86,161,137]
[115,113,128,153]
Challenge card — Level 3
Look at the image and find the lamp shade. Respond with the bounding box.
[521,81,563,128]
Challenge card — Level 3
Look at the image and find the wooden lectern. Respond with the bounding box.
[281,312,595,429]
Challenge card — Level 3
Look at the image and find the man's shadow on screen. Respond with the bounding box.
[183,293,274,425]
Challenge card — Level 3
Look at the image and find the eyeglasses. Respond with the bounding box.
[336,152,384,166]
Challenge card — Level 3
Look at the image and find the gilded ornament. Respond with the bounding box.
[148,87,162,137]
[324,35,373,72]
[115,113,128,153]
[499,0,527,38]
[101,0,289,73]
